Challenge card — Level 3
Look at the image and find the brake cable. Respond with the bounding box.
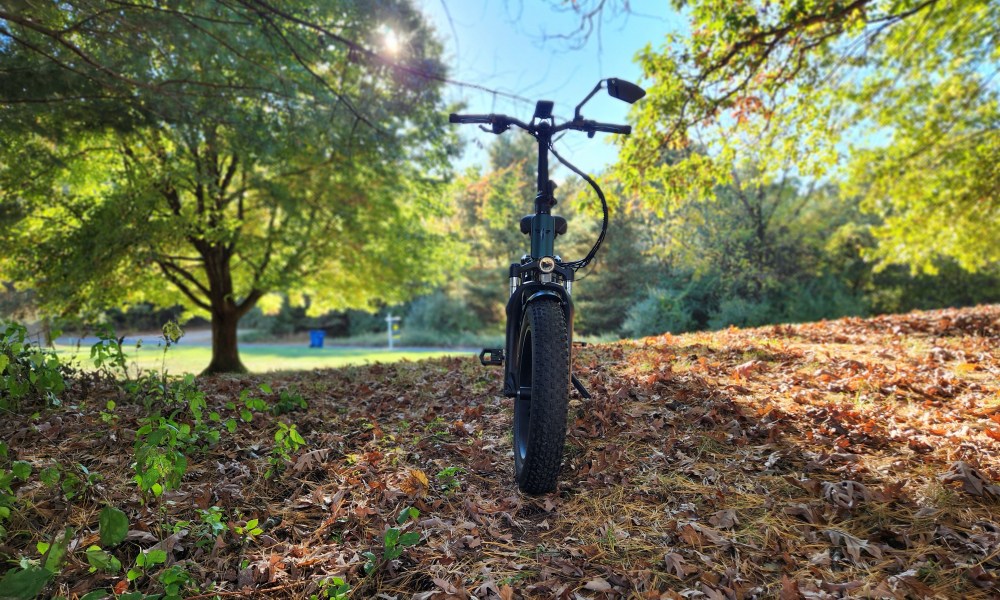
[547,141,608,272]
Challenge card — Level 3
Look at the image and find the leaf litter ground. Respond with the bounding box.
[3,305,999,599]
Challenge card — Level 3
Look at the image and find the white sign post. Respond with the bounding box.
[385,314,401,350]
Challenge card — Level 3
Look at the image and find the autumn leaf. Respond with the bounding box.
[939,461,1000,498]
[584,577,613,592]
[663,552,697,578]
[400,469,430,498]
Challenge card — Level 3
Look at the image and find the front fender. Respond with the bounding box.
[524,289,564,305]
[503,282,574,397]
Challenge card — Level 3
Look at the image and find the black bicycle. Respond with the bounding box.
[450,78,645,494]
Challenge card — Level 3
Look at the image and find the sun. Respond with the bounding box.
[382,27,401,56]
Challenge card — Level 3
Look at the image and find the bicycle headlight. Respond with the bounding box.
[539,256,556,273]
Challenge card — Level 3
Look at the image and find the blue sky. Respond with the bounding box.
[416,1,682,175]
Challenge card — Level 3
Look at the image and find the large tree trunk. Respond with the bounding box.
[199,244,256,375]
[203,306,247,375]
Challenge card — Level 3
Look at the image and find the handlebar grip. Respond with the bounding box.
[449,113,492,125]
[592,123,632,135]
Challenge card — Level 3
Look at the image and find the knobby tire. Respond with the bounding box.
[513,298,569,494]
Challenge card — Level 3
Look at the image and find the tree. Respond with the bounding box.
[0,1,455,372]
[616,0,999,273]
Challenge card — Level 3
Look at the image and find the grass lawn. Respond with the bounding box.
[53,342,468,374]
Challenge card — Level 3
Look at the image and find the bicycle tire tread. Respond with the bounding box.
[516,298,569,494]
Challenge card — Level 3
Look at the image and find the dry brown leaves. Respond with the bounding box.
[2,305,999,599]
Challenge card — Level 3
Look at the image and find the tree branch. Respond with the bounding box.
[155,260,211,310]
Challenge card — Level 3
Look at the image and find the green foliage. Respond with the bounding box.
[90,324,129,379]
[234,518,264,541]
[363,507,422,574]
[133,416,190,497]
[0,566,51,600]
[267,422,307,478]
[619,0,999,273]
[158,563,196,600]
[0,321,66,410]
[85,544,123,573]
[435,467,465,495]
[196,507,228,540]
[99,506,129,547]
[126,548,168,582]
[405,292,480,334]
[271,390,308,415]
[132,375,225,496]
[312,576,351,600]
[397,506,421,524]
[0,526,76,597]
[0,1,457,373]
[623,286,700,338]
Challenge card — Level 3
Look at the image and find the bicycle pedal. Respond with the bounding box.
[479,348,504,366]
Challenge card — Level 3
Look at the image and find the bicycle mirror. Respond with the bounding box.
[607,78,646,104]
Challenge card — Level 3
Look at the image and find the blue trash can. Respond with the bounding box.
[309,329,325,348]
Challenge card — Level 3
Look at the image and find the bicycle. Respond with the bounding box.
[449,77,646,494]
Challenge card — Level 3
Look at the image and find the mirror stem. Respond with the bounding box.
[573,80,604,121]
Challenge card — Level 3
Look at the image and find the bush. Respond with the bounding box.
[707,297,775,329]
[783,276,866,323]
[398,328,504,349]
[623,287,699,338]
[0,321,66,410]
[405,292,478,334]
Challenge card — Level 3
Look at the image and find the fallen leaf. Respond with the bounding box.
[939,461,1000,498]
[708,509,738,529]
[584,577,612,592]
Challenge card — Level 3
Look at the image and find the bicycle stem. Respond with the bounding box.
[531,122,557,258]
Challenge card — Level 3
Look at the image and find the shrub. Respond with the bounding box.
[707,297,776,329]
[0,321,65,410]
[623,287,699,338]
[405,292,478,334]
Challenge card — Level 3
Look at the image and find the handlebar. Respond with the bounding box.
[448,113,491,124]
[448,113,630,136]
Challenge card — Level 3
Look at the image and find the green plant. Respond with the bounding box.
[435,466,465,495]
[623,287,700,338]
[233,517,264,543]
[362,507,421,574]
[224,384,270,432]
[133,376,223,496]
[158,562,196,599]
[127,548,168,582]
[61,463,103,501]
[133,417,191,497]
[311,575,351,600]
[271,389,308,415]
[266,422,307,478]
[0,321,66,410]
[90,323,130,379]
[100,399,119,425]
[195,506,227,541]
[0,526,74,599]
[85,544,123,573]
[0,449,30,540]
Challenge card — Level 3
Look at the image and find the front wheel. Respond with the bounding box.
[513,298,569,494]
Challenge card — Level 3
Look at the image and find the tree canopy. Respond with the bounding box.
[0,0,456,372]
[617,0,999,273]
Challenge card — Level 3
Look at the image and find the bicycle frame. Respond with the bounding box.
[452,77,645,492]
[453,77,646,396]
[501,120,575,398]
